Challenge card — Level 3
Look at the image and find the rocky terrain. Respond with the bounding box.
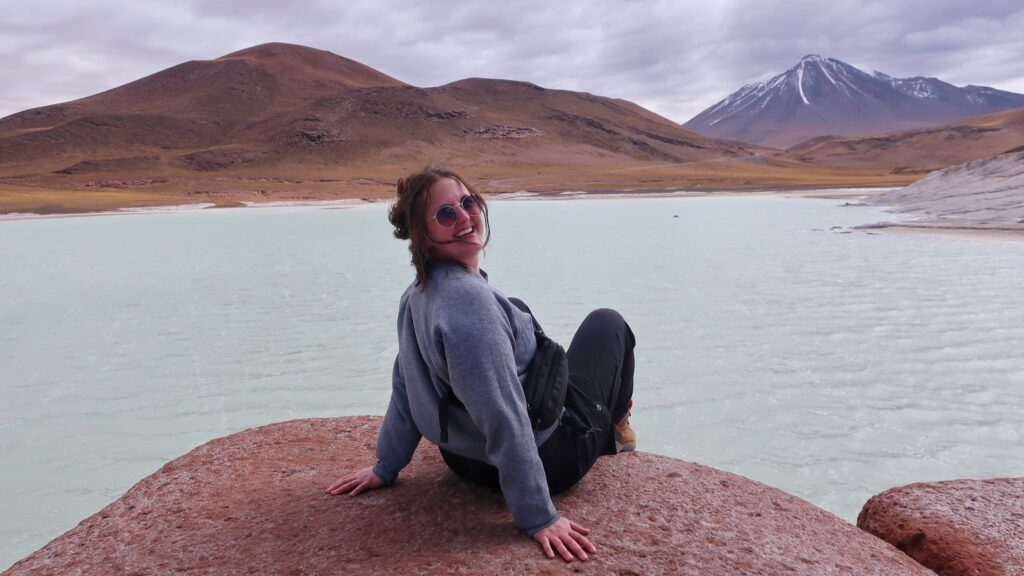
[859,478,1024,576]
[865,150,1024,230]
[4,416,933,575]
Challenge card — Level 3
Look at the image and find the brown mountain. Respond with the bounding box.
[0,43,407,165]
[784,107,1024,173]
[0,43,743,174]
[0,43,911,214]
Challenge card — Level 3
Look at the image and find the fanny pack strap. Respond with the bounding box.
[438,312,550,444]
[438,388,464,444]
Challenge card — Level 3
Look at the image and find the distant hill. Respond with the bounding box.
[0,42,745,178]
[0,43,408,143]
[684,55,1024,148]
[784,107,1024,173]
[0,43,925,214]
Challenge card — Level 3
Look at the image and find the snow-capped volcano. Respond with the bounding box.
[684,55,1024,148]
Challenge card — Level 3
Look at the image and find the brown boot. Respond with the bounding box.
[614,399,636,453]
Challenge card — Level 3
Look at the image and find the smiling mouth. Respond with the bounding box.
[455,226,475,238]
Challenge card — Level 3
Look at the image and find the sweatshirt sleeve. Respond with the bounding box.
[436,283,559,535]
[373,357,422,484]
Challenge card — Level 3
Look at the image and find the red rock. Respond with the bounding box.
[858,478,1024,576]
[5,416,930,575]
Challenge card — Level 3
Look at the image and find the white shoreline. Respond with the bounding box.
[0,199,377,221]
[854,223,1024,242]
[12,187,1020,245]
[238,199,371,209]
[1,187,898,221]
[493,187,892,202]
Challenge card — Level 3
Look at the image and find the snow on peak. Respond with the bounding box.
[796,62,810,105]
[684,54,1024,146]
[694,55,1024,125]
[892,78,939,99]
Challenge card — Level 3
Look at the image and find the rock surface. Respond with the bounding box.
[867,150,1024,231]
[5,416,931,575]
[858,478,1024,576]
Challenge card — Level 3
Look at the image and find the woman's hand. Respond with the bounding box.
[532,517,596,562]
[324,466,385,496]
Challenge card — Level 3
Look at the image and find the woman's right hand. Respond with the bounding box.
[324,466,385,496]
[532,517,596,562]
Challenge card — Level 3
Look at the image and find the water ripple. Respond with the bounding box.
[2,198,1023,568]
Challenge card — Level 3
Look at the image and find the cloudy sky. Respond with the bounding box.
[3,0,1024,121]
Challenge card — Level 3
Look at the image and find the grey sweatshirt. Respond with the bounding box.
[372,263,559,535]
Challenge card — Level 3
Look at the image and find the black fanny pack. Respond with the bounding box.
[438,315,569,443]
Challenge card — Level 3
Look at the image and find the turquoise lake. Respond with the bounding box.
[2,195,1023,569]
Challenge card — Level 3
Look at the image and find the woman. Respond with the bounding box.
[326,165,636,562]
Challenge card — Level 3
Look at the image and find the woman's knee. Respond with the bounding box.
[579,308,635,351]
[569,308,626,354]
[582,308,625,329]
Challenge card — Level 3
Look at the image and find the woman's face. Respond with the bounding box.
[424,177,485,271]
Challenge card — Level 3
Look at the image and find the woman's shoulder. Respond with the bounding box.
[400,265,494,309]
[419,265,507,324]
[428,264,493,299]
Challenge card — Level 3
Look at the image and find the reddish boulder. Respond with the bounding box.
[858,478,1024,576]
[6,416,930,575]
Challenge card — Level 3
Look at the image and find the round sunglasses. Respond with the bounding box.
[432,195,482,227]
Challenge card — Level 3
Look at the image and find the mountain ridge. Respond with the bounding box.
[784,106,1024,172]
[0,44,927,214]
[0,42,745,173]
[684,55,1024,148]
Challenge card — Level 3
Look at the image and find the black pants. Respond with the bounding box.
[440,304,636,495]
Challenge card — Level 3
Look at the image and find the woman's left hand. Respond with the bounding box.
[532,517,596,562]
[324,466,385,496]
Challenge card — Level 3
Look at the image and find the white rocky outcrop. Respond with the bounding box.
[868,150,1024,230]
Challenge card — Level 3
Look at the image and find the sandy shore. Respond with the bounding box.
[855,223,1024,242]
[0,199,369,221]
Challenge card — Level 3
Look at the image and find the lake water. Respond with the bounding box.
[2,195,1023,569]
